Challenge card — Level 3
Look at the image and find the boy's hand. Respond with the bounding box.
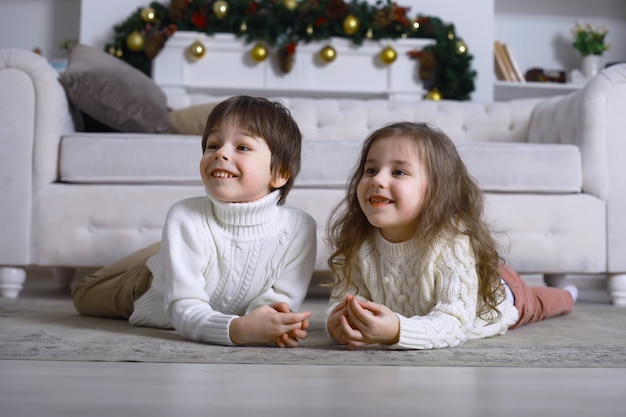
[229,304,311,347]
[329,295,399,350]
[270,302,310,348]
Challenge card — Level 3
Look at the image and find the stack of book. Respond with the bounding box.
[494,40,525,82]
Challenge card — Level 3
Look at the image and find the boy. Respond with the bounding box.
[73,96,317,348]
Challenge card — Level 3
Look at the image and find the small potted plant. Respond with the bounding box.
[572,22,609,78]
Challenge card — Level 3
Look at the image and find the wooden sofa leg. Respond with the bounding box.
[0,267,26,298]
[543,273,567,288]
[607,274,626,306]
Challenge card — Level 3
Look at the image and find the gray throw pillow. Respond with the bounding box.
[58,44,169,133]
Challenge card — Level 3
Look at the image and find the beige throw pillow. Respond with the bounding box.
[168,102,220,135]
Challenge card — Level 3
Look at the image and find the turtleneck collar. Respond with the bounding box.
[205,191,282,237]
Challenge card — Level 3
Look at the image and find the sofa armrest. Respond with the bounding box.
[527,63,626,273]
[527,64,626,200]
[0,48,75,265]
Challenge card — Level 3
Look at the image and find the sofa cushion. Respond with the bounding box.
[58,44,170,133]
[59,134,583,193]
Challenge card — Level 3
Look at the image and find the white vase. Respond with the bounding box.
[581,55,602,79]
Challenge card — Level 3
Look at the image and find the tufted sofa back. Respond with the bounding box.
[168,94,543,145]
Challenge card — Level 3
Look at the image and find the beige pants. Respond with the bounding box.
[72,242,160,319]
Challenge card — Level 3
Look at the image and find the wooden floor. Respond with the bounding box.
[1,270,625,417]
[2,361,625,417]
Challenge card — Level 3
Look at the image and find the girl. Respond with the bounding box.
[325,122,576,350]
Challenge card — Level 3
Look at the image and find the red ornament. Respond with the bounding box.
[315,17,327,27]
[191,11,208,28]
[393,4,410,27]
[407,49,423,59]
[166,24,178,37]
[247,2,259,13]
[286,42,297,55]
[418,17,434,35]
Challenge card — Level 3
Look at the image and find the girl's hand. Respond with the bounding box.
[326,297,353,343]
[341,295,400,348]
[229,304,311,347]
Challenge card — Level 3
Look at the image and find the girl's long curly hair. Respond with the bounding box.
[326,122,504,321]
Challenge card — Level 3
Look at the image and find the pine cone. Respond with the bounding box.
[372,7,396,29]
[324,0,348,19]
[169,0,189,22]
[419,51,437,81]
[278,50,296,74]
[144,32,166,60]
[300,0,320,13]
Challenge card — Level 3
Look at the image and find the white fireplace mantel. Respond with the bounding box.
[153,32,435,101]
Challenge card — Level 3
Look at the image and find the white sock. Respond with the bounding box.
[564,285,578,302]
[501,278,515,305]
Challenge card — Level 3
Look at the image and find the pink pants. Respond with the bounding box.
[499,264,574,329]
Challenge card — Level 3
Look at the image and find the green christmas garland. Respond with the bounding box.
[106,0,476,100]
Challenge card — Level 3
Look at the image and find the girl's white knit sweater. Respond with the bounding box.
[129,191,317,346]
[328,231,519,350]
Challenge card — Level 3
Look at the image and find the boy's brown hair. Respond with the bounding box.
[202,96,302,204]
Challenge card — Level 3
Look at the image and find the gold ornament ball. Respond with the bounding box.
[342,15,360,35]
[213,0,229,19]
[239,21,248,32]
[456,40,468,55]
[365,28,373,39]
[380,46,397,64]
[426,89,442,101]
[319,45,337,63]
[140,6,157,23]
[126,31,145,52]
[306,25,314,36]
[283,0,298,10]
[187,40,206,59]
[250,44,268,62]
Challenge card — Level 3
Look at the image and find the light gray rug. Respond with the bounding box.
[1,295,625,367]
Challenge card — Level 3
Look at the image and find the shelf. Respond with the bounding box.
[494,81,582,101]
[153,32,435,101]
[493,0,625,101]
[495,0,626,19]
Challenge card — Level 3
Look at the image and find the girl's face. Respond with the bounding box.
[200,117,287,203]
[357,136,428,243]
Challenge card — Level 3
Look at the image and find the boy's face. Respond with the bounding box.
[200,117,287,203]
[356,136,428,243]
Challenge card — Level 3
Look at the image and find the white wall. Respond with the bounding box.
[495,0,626,78]
[402,0,493,102]
[0,0,80,58]
[5,0,626,102]
[79,0,151,48]
[78,0,494,102]
[1,0,493,101]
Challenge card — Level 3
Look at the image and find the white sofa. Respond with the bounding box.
[1,48,626,305]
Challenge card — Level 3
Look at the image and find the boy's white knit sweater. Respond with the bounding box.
[129,191,317,346]
[328,231,519,350]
